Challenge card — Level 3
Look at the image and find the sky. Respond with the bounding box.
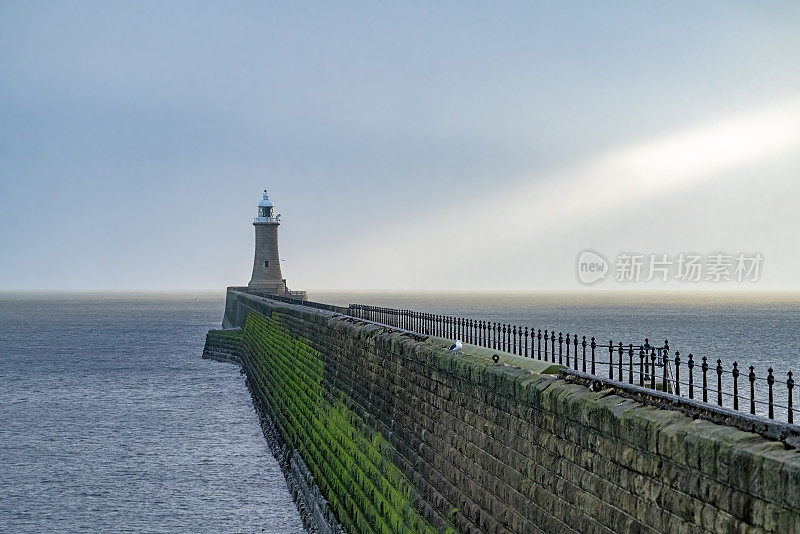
[1,1,799,291]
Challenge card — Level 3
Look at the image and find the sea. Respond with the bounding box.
[1,291,799,533]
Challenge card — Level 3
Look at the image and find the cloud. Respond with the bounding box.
[319,94,800,289]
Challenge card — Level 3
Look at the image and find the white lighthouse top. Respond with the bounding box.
[255,189,280,223]
[258,190,273,208]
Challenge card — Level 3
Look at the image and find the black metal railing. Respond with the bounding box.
[345,304,797,426]
[245,291,797,426]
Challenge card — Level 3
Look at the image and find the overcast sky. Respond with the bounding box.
[1,2,799,291]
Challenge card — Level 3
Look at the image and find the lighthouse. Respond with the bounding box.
[247,190,306,299]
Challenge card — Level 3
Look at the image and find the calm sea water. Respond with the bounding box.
[2,291,799,533]
[0,293,305,533]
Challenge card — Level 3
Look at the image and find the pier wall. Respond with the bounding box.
[209,290,800,534]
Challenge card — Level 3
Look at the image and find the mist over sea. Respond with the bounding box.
[1,290,798,532]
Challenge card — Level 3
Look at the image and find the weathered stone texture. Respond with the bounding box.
[221,291,800,534]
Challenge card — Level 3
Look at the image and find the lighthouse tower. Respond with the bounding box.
[247,190,289,294]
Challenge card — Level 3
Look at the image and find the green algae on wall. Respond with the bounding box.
[242,311,439,534]
[215,291,800,533]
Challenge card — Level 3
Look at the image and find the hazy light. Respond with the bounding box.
[325,95,800,288]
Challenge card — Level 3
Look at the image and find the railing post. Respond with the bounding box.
[582,336,587,372]
[499,324,504,351]
[558,332,564,365]
[512,325,517,354]
[497,323,505,350]
[511,325,515,354]
[564,332,569,367]
[628,345,634,384]
[767,368,774,419]
[674,352,680,395]
[551,333,556,364]
[732,362,739,411]
[618,342,624,383]
[639,346,645,386]
[662,349,668,393]
[544,330,549,361]
[590,337,596,375]
[687,354,694,399]
[538,330,543,360]
[524,327,529,357]
[650,348,657,390]
[492,323,497,350]
[574,335,579,370]
[702,356,709,403]
[788,371,795,424]
[749,366,756,415]
[608,340,614,380]
[499,323,504,351]
[716,359,723,406]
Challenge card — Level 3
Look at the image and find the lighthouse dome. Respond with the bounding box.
[258,190,273,208]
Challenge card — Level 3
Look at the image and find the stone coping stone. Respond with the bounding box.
[424,335,564,375]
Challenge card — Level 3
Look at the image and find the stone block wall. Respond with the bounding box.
[217,290,800,534]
